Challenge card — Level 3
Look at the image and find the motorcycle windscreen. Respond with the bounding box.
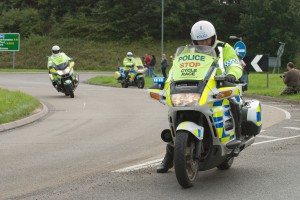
[172,52,215,82]
[53,55,69,70]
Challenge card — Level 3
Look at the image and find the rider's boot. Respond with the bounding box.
[52,81,57,89]
[230,100,242,140]
[157,143,174,173]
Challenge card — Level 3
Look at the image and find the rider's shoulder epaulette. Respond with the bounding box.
[216,42,226,47]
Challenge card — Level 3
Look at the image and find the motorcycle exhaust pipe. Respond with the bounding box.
[243,136,255,148]
[239,136,255,151]
[161,129,172,143]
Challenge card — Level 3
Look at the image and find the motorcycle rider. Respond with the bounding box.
[157,20,243,173]
[47,45,72,88]
[123,52,135,80]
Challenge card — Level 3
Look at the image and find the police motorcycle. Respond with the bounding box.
[114,57,146,89]
[49,57,79,98]
[148,45,262,188]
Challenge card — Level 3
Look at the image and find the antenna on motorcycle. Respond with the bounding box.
[117,42,120,68]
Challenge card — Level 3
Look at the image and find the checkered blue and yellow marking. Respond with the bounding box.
[210,99,236,143]
[256,104,262,126]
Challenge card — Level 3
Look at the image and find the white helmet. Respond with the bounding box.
[126,52,133,59]
[190,20,217,48]
[52,45,60,54]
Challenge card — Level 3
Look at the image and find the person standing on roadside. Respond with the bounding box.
[149,55,157,77]
[161,53,169,78]
[280,62,300,95]
[144,53,151,77]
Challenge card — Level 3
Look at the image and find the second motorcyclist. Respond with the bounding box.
[48,45,72,88]
[156,20,243,173]
[123,52,135,81]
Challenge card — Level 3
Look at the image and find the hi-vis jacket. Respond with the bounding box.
[167,40,243,82]
[123,57,135,71]
[47,52,71,70]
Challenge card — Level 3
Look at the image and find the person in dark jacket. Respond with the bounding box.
[149,55,157,77]
[280,62,300,95]
[161,53,169,78]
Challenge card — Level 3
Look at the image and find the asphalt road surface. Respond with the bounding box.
[0,72,299,200]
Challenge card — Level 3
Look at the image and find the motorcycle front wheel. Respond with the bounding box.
[65,84,74,98]
[174,131,199,188]
[121,80,128,88]
[69,90,74,98]
[136,78,145,89]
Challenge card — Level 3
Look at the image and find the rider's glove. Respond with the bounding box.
[225,74,236,83]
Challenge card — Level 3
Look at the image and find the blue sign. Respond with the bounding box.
[233,41,246,59]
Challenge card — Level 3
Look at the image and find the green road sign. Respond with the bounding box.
[0,33,20,51]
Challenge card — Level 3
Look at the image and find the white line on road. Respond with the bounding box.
[112,159,162,173]
[253,135,300,145]
[283,127,300,131]
[267,105,291,119]
[256,135,281,139]
[114,135,300,173]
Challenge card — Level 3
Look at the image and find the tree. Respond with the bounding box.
[240,0,300,63]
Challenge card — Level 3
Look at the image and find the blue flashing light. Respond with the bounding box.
[153,77,165,84]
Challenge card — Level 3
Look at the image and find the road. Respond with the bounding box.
[0,72,299,200]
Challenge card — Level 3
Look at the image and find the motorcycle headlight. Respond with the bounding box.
[64,67,71,74]
[57,70,63,76]
[171,93,200,107]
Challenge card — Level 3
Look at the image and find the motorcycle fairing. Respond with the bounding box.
[172,52,215,82]
[176,121,204,140]
[64,80,72,85]
[209,99,236,143]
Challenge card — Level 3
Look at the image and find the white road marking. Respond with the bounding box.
[267,105,291,107]
[256,135,281,139]
[283,127,300,131]
[114,134,300,173]
[113,105,293,173]
[253,135,300,145]
[112,159,162,173]
[83,102,86,110]
[267,105,291,119]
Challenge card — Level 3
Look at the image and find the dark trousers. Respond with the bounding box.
[161,67,167,78]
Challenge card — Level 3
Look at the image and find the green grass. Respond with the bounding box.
[0,68,47,72]
[0,88,40,124]
[86,76,154,88]
[245,73,300,101]
[87,72,300,101]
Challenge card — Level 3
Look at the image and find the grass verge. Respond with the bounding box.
[86,76,155,88]
[86,72,300,101]
[0,88,40,124]
[245,73,300,101]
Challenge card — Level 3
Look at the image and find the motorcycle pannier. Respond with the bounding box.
[241,100,262,136]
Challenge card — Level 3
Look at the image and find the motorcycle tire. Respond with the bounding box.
[217,157,234,170]
[69,90,74,98]
[65,84,75,98]
[174,131,199,188]
[137,78,145,89]
[121,81,128,88]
